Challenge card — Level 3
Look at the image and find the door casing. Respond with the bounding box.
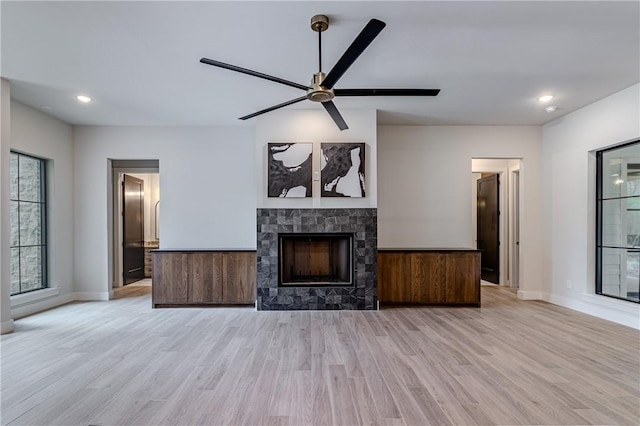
[109,160,159,291]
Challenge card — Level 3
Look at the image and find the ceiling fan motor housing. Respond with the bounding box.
[307,72,335,102]
[310,15,329,32]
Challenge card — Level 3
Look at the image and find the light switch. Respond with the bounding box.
[313,171,320,181]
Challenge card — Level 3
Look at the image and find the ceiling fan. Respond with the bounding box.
[200,15,440,130]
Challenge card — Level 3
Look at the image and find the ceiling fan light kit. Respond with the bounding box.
[200,15,440,130]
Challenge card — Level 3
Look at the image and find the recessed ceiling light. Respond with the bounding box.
[76,95,92,103]
[545,105,558,113]
[537,94,554,103]
[41,106,52,111]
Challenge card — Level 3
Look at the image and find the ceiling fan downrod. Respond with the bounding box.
[308,15,334,103]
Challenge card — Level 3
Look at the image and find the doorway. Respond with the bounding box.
[110,160,160,290]
[472,158,521,287]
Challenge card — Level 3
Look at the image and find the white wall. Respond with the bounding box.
[377,125,543,297]
[8,100,75,319]
[542,83,640,329]
[1,79,14,333]
[256,109,377,208]
[73,126,256,298]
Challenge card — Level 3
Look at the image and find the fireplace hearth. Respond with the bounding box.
[257,208,377,310]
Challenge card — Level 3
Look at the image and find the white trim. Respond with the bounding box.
[9,289,113,321]
[74,291,111,301]
[581,292,639,313]
[1,319,14,334]
[541,291,640,329]
[11,292,75,320]
[509,166,521,289]
[10,287,59,307]
[517,290,543,300]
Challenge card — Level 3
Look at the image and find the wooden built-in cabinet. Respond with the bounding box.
[378,249,480,306]
[143,241,159,278]
[152,250,256,307]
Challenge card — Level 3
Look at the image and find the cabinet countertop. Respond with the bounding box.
[378,248,479,252]
[152,248,256,253]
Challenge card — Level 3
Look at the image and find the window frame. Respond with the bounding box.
[9,150,48,296]
[595,139,640,304]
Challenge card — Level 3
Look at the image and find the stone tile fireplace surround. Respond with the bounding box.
[256,208,377,310]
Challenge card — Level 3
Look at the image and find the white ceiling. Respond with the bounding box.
[1,1,638,127]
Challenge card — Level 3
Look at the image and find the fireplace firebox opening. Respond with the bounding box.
[279,233,354,286]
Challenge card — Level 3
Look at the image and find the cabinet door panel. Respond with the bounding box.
[378,253,411,302]
[223,252,256,304]
[410,253,445,303]
[445,252,480,304]
[153,252,189,304]
[190,253,223,303]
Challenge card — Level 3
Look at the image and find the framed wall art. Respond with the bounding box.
[321,143,365,197]
[268,142,313,197]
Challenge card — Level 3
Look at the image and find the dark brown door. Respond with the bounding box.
[477,174,499,283]
[123,174,144,285]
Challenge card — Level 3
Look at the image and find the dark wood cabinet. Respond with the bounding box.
[189,252,224,303]
[153,252,189,304]
[222,252,256,304]
[152,250,256,307]
[378,249,480,306]
[444,252,480,304]
[378,252,412,303]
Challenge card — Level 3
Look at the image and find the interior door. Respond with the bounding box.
[477,174,500,284]
[123,174,145,285]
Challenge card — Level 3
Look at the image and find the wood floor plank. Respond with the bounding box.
[357,350,401,420]
[378,367,431,425]
[1,285,638,426]
[326,364,359,426]
[348,377,404,426]
[408,385,451,425]
[310,354,332,426]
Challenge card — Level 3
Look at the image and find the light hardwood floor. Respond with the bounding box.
[1,286,639,426]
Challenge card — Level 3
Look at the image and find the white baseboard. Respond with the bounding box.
[542,292,640,330]
[74,291,111,301]
[1,319,14,334]
[11,292,76,320]
[517,290,543,300]
[8,290,111,322]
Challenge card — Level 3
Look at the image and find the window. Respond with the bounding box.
[596,140,640,303]
[10,152,47,295]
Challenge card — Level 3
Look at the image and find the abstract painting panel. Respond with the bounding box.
[268,143,312,197]
[321,143,365,197]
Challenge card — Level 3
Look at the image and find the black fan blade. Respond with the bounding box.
[322,101,348,131]
[335,88,440,97]
[321,19,386,89]
[200,58,310,91]
[239,96,308,120]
